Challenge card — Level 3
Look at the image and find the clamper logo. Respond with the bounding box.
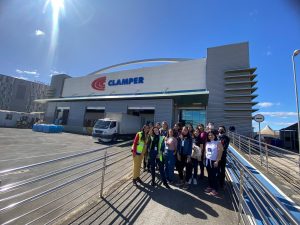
[91,77,106,91]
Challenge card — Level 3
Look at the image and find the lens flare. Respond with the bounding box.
[44,0,65,66]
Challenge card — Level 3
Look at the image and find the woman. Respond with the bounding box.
[187,123,194,136]
[198,124,207,179]
[204,130,223,196]
[160,121,169,137]
[189,128,203,185]
[164,129,177,183]
[131,125,150,185]
[148,126,170,188]
[177,126,193,188]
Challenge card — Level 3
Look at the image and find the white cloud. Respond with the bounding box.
[257,102,273,108]
[16,69,40,77]
[260,112,297,117]
[257,102,280,108]
[50,69,65,77]
[14,76,29,80]
[35,29,45,36]
[272,122,294,126]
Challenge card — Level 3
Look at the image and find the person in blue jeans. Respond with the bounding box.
[164,129,178,183]
[148,126,170,188]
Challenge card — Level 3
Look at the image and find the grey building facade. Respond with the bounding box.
[38,42,258,136]
[0,74,50,112]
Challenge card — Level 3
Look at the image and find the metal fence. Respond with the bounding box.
[228,131,300,195]
[226,149,299,225]
[0,141,132,225]
[1,135,299,225]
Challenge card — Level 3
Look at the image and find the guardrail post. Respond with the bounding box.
[265,145,269,172]
[238,169,244,224]
[100,150,107,198]
[233,133,235,146]
[248,139,251,160]
[239,135,241,150]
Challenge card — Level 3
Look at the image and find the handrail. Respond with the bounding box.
[227,146,299,225]
[0,141,133,225]
[228,131,300,195]
[0,140,131,175]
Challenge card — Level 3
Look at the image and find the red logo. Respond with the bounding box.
[91,77,106,91]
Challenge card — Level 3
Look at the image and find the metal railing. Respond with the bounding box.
[0,141,132,225]
[226,148,299,225]
[228,131,300,194]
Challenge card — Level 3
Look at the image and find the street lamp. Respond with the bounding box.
[292,49,300,173]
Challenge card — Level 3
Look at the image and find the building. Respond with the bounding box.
[280,123,298,151]
[37,42,258,136]
[0,74,49,112]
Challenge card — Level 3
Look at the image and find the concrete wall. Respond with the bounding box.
[46,99,173,133]
[206,42,253,135]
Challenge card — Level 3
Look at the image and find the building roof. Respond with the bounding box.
[35,89,209,104]
[260,125,275,136]
[280,123,298,131]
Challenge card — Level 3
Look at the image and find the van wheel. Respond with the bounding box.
[112,134,118,143]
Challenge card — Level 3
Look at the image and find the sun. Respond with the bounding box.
[47,0,65,12]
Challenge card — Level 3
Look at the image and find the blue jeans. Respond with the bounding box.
[164,150,175,182]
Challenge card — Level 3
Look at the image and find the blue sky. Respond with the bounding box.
[0,0,300,131]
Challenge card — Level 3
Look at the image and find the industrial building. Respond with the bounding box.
[0,74,49,113]
[37,42,258,136]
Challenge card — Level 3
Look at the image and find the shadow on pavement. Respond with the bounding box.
[66,171,235,225]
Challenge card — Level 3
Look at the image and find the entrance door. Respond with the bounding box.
[180,109,206,128]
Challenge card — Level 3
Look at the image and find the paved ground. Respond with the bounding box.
[0,128,237,225]
[61,172,237,225]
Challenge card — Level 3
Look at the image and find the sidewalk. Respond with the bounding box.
[61,172,237,225]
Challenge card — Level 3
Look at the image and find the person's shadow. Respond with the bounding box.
[136,181,219,220]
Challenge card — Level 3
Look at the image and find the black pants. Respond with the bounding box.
[178,155,192,182]
[219,156,226,187]
[150,150,167,183]
[206,159,219,191]
[199,160,205,178]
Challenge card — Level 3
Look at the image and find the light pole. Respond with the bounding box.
[292,49,300,173]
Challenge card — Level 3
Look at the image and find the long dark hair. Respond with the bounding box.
[207,130,218,142]
[140,125,149,141]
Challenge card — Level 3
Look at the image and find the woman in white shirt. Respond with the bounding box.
[204,130,223,196]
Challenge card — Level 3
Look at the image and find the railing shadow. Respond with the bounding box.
[66,171,236,225]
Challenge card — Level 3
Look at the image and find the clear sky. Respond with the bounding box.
[0,0,300,131]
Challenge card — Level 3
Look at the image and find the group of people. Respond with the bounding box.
[131,121,230,196]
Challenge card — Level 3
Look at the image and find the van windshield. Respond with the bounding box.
[94,120,111,129]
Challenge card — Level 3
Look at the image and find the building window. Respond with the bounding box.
[180,110,206,128]
[5,114,13,120]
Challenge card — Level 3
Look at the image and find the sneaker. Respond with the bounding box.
[205,187,212,193]
[136,177,143,183]
[176,180,184,187]
[183,182,189,189]
[163,182,171,189]
[133,180,137,186]
[193,178,197,185]
[210,190,219,196]
[188,178,192,185]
